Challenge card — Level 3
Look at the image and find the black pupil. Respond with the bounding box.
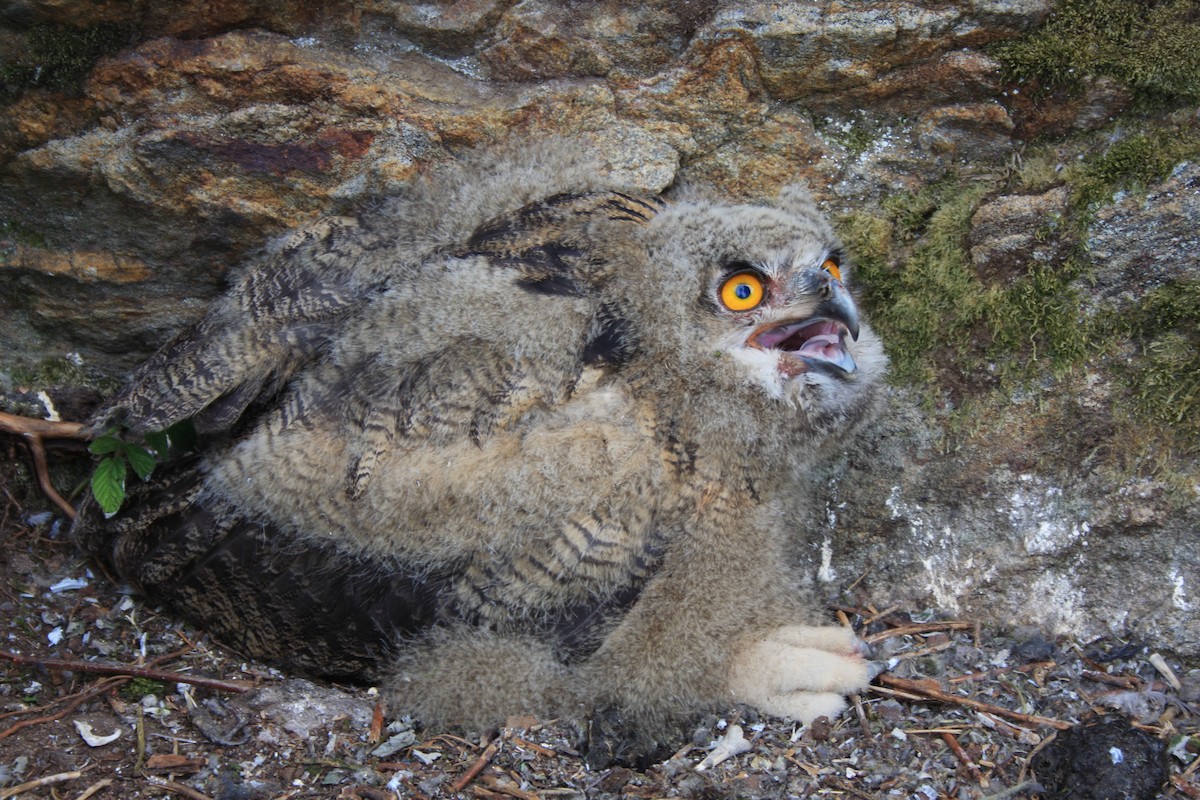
[735,283,752,300]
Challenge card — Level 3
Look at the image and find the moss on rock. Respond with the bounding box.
[991,0,1200,104]
[0,22,133,101]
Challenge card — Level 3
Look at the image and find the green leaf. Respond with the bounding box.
[165,418,197,453]
[143,430,169,457]
[88,435,122,455]
[122,443,156,481]
[91,455,127,516]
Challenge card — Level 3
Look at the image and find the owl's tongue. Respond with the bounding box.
[762,318,858,374]
[797,331,844,360]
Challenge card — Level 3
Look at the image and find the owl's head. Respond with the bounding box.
[613,184,887,426]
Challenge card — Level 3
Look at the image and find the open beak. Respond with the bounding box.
[747,281,861,377]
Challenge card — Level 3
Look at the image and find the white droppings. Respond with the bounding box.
[817,535,837,583]
[1170,570,1194,612]
[36,391,60,422]
[1008,475,1089,555]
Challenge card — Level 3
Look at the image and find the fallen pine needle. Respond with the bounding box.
[0,770,83,799]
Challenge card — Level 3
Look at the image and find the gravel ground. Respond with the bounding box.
[2,449,1199,800]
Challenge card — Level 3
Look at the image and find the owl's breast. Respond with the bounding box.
[206,375,667,568]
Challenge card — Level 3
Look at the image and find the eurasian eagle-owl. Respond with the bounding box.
[75,138,887,761]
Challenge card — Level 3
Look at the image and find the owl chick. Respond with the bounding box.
[75,138,887,762]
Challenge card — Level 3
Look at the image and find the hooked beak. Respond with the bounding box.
[747,279,861,378]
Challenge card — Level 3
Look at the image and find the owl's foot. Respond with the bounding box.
[727,624,870,723]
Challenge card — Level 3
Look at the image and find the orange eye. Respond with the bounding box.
[720,272,765,311]
[821,258,842,282]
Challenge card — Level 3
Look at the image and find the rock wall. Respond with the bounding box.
[2,1,1197,657]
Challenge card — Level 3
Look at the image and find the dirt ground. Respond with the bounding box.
[1,444,1198,800]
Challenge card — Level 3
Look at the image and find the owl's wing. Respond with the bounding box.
[98,216,377,436]
[457,189,664,295]
[324,190,664,496]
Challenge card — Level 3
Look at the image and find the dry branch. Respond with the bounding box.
[0,411,90,519]
[0,650,252,693]
[873,674,1071,730]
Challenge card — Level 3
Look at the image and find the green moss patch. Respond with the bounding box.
[0,22,133,101]
[992,0,1200,104]
[1107,280,1200,450]
[842,177,1087,391]
[1065,126,1200,220]
[839,117,1200,478]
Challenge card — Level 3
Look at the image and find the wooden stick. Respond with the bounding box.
[0,411,90,519]
[873,674,1071,730]
[0,651,251,693]
[0,770,83,799]
[450,735,504,793]
[0,411,89,440]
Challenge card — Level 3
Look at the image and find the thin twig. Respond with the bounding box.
[863,621,976,644]
[949,661,1057,684]
[941,731,988,788]
[0,770,83,799]
[511,736,558,757]
[477,773,539,800]
[1182,745,1200,780]
[860,605,902,627]
[850,692,870,737]
[1081,669,1141,689]
[0,676,125,741]
[0,411,91,520]
[450,734,504,793]
[0,651,251,693]
[873,674,1072,730]
[143,774,215,800]
[979,781,1039,800]
[72,778,114,800]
